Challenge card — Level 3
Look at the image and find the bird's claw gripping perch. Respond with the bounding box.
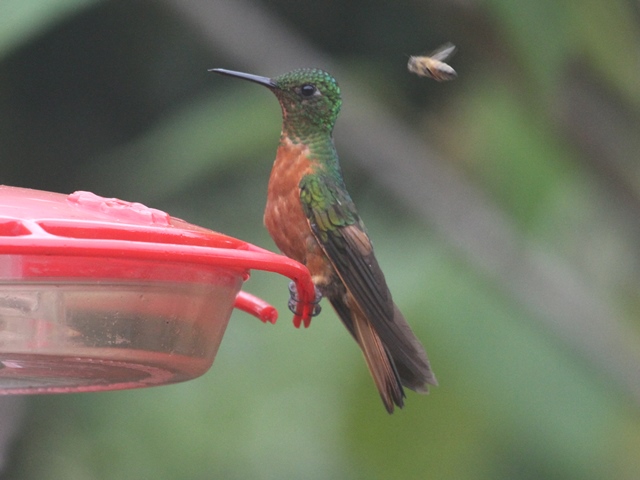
[288,281,322,322]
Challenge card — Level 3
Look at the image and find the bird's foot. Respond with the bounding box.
[288,281,322,317]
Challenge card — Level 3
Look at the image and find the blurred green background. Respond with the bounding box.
[2,0,640,478]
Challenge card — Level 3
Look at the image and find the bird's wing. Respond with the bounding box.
[299,174,435,392]
[299,173,395,323]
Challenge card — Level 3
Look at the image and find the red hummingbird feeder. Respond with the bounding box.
[0,186,317,394]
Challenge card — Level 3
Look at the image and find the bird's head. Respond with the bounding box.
[211,67,342,139]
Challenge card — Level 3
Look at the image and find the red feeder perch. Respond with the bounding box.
[0,186,316,394]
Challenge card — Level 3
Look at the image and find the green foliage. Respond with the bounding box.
[0,0,98,60]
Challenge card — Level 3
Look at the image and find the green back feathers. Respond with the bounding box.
[299,173,358,241]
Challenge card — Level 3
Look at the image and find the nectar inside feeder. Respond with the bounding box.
[0,186,317,394]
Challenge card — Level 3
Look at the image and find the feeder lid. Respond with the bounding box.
[0,186,248,249]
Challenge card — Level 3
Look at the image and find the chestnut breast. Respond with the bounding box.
[264,137,333,283]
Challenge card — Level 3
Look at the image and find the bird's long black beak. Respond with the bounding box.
[209,68,276,88]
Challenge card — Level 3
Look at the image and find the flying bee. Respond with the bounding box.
[408,42,457,81]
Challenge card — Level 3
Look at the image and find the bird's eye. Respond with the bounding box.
[300,84,317,97]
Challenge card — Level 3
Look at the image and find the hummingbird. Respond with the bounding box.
[211,67,437,413]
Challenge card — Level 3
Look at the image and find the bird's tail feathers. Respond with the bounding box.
[388,303,438,392]
[351,306,405,413]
